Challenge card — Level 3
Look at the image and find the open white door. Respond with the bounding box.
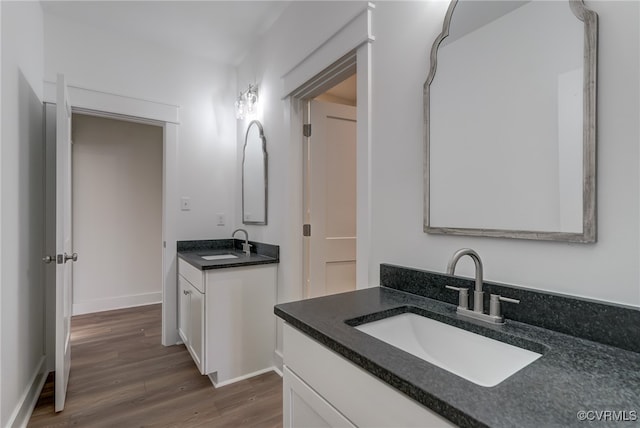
[305,100,357,298]
[55,73,75,412]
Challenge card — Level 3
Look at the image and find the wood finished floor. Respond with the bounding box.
[28,304,283,428]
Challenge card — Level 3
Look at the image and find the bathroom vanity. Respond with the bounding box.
[281,321,456,428]
[275,264,640,427]
[177,239,279,387]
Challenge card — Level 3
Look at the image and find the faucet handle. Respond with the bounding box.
[489,294,519,318]
[445,285,469,310]
[241,242,252,255]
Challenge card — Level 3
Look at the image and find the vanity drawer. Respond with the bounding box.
[178,258,204,293]
[283,323,456,428]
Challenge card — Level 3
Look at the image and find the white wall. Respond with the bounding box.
[0,1,47,426]
[234,1,368,360]
[369,0,639,306]
[39,0,640,377]
[238,1,639,308]
[43,13,238,241]
[0,0,3,415]
[43,11,239,344]
[72,114,163,315]
[236,1,367,307]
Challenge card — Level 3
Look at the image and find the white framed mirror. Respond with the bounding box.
[242,120,267,225]
[424,0,597,242]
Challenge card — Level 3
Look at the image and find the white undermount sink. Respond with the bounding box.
[355,313,541,387]
[201,254,238,261]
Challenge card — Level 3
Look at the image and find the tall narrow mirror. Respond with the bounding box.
[424,0,597,242]
[242,120,267,225]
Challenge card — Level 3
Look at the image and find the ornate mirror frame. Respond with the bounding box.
[424,0,598,242]
[242,120,268,225]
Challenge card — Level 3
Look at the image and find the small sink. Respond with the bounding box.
[354,313,541,387]
[201,254,238,261]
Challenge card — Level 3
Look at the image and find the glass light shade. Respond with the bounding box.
[234,97,245,119]
[234,85,259,120]
[246,90,258,115]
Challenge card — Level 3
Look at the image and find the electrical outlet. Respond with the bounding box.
[181,197,191,211]
[216,213,225,226]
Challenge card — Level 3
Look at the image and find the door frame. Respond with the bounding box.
[282,3,374,295]
[43,82,180,364]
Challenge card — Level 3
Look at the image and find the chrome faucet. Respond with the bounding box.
[445,248,519,324]
[231,228,251,256]
[447,248,484,314]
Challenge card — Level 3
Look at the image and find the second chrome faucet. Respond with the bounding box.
[445,248,519,325]
[231,228,252,256]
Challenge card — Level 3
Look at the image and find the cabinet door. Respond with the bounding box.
[283,324,457,428]
[178,276,190,345]
[284,367,355,428]
[189,281,205,372]
[204,265,276,380]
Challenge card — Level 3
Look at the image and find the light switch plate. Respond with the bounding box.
[216,213,225,226]
[181,197,191,211]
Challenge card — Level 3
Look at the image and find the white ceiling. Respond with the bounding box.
[41,1,291,66]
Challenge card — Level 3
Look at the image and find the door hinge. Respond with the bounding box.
[303,224,311,237]
[303,124,312,137]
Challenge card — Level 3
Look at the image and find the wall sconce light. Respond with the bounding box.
[235,84,258,120]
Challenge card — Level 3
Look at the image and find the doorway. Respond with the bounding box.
[304,74,358,298]
[43,81,181,410]
[43,85,181,403]
[71,114,163,315]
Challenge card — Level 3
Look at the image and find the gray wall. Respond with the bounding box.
[1,1,46,426]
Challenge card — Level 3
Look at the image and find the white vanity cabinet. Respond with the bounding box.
[178,258,277,386]
[282,323,456,428]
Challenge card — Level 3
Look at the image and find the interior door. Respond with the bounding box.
[55,73,76,412]
[305,100,357,298]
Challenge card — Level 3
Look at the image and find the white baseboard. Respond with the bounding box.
[274,349,284,373]
[72,291,162,315]
[273,366,283,378]
[6,356,48,428]
[208,367,278,388]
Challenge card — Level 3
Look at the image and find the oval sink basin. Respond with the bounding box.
[355,313,541,387]
[201,254,238,261]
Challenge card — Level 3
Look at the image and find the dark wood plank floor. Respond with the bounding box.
[29,304,283,427]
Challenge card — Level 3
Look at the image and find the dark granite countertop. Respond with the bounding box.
[177,239,279,270]
[274,287,640,428]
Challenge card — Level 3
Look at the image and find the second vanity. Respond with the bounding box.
[177,238,279,387]
[275,264,640,428]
